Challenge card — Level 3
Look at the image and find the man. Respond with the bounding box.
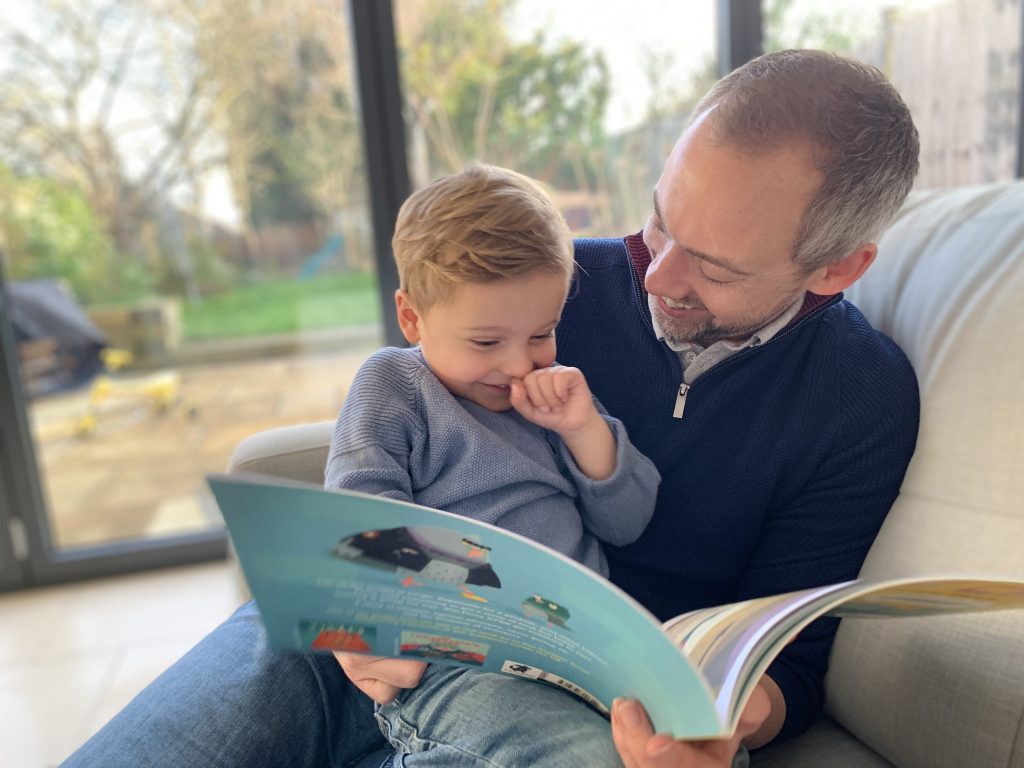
[582,48,919,766]
[63,49,920,768]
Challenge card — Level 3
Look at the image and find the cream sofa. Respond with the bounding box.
[228,181,1024,768]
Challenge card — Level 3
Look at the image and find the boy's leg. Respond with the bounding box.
[375,665,622,768]
[61,601,387,768]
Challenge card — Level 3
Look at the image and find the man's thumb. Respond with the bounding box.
[737,685,772,736]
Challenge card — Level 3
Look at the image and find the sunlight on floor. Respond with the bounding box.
[0,560,246,767]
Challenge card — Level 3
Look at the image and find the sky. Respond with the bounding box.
[509,1,717,134]
[508,0,954,134]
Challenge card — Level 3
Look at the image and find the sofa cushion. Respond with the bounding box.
[752,714,894,767]
[829,182,1024,768]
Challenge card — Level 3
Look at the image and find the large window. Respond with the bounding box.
[394,0,718,235]
[764,0,1022,188]
[0,0,378,582]
[3,0,1019,587]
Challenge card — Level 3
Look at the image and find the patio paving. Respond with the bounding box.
[26,345,377,549]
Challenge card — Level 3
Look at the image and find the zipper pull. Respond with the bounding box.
[673,382,689,419]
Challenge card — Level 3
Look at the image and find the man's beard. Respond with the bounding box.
[650,292,802,348]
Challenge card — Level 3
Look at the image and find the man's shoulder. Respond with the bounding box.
[572,237,630,269]
[815,298,919,407]
[819,299,909,360]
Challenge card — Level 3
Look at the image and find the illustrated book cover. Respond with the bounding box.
[209,473,1024,738]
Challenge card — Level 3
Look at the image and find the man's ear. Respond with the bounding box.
[804,243,878,295]
[394,289,423,344]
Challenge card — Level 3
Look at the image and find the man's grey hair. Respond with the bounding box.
[691,49,920,272]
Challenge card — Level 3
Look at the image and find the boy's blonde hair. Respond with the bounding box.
[392,165,574,309]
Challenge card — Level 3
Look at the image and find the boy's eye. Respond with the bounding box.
[470,339,499,348]
[530,332,555,342]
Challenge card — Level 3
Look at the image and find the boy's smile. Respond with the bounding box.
[395,270,571,412]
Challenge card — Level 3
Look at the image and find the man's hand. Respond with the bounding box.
[611,681,775,768]
[334,653,427,705]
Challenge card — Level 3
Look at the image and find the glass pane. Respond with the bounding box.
[764,0,1022,189]
[0,0,377,551]
[394,0,717,235]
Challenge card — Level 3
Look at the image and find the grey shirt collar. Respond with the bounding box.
[649,294,805,384]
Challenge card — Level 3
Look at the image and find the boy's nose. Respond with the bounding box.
[501,347,537,380]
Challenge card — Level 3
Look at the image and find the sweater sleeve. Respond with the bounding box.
[742,341,920,744]
[555,404,660,547]
[323,349,423,504]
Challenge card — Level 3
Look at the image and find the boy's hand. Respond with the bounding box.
[334,652,427,705]
[510,365,617,481]
[509,365,600,435]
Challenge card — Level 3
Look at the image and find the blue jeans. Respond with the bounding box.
[375,664,623,767]
[61,601,751,768]
[61,601,388,768]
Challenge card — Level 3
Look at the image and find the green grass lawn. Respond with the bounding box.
[182,272,381,340]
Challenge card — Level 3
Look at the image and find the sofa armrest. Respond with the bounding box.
[227,420,335,486]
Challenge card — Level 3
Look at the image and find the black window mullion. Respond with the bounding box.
[349,0,410,349]
[719,0,763,77]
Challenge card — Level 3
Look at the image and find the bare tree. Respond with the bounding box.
[0,0,222,275]
[195,0,369,269]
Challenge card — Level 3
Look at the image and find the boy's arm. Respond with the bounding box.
[510,365,617,479]
[325,350,428,698]
[324,354,421,502]
[511,366,660,546]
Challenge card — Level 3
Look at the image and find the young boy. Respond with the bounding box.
[326,164,659,767]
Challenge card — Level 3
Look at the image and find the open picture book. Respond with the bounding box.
[209,473,1024,739]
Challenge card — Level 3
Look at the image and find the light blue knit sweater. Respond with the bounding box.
[324,346,659,577]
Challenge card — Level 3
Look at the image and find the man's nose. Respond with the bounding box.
[645,241,693,298]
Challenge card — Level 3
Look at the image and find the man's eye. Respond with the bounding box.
[701,273,731,286]
[699,266,732,286]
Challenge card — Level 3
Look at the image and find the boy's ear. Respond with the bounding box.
[394,289,423,344]
[803,243,878,296]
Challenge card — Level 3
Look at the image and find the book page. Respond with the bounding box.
[210,474,727,738]
[662,577,1024,732]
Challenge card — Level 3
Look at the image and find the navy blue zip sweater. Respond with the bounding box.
[557,235,920,743]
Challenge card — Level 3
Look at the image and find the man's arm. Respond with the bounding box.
[738,363,918,740]
[608,329,920,763]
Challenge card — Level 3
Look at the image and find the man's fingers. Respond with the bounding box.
[612,698,744,768]
[735,683,772,738]
[611,698,686,767]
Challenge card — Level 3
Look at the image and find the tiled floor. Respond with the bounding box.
[0,559,246,767]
